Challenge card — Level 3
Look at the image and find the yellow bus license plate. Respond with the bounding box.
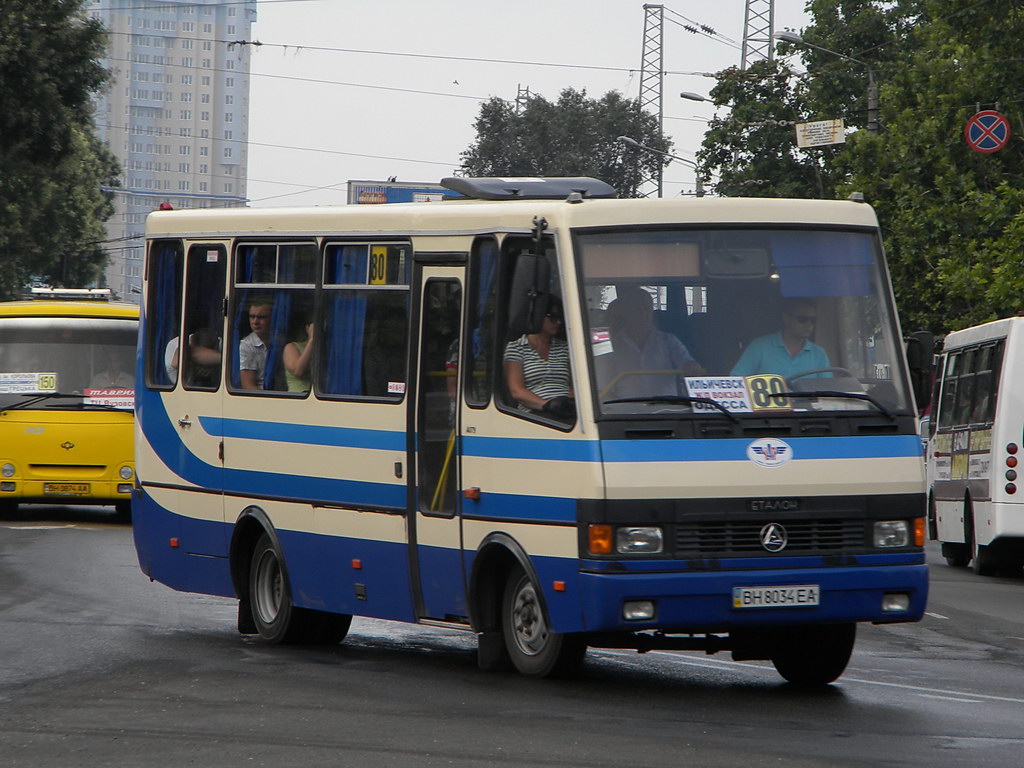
[733,585,820,609]
[43,483,91,496]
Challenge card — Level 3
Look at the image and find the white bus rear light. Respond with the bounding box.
[1,463,14,478]
[1,482,15,492]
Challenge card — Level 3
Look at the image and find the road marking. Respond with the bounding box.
[913,693,983,704]
[925,611,949,619]
[599,649,1024,704]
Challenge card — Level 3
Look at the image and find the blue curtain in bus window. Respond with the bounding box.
[264,255,304,390]
[324,246,368,395]
[150,242,182,387]
[771,231,874,297]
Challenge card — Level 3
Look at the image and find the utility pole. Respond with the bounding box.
[515,84,532,116]
[741,0,775,69]
[639,4,664,197]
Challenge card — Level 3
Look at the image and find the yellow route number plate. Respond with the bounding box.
[43,483,91,496]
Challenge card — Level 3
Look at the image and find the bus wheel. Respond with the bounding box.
[770,623,856,686]
[941,542,969,568]
[249,533,352,644]
[501,566,586,677]
[964,502,999,576]
[114,501,132,523]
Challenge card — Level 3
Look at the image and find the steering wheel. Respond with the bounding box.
[785,367,855,387]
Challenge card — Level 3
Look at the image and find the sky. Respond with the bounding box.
[245,0,812,206]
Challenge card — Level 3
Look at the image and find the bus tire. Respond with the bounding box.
[941,542,969,568]
[501,566,586,677]
[114,501,132,523]
[249,533,352,644]
[770,623,856,686]
[964,501,999,576]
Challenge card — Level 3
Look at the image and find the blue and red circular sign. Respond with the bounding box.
[964,110,1011,153]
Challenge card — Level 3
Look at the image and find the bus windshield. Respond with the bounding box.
[0,317,137,410]
[576,227,912,418]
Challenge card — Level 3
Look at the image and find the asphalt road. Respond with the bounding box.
[2,505,1023,767]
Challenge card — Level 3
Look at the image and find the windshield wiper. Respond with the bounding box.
[603,395,740,422]
[777,390,896,420]
[1,392,85,411]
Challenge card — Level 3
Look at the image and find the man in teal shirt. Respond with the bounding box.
[731,299,830,380]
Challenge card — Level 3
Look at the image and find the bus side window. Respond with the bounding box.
[145,239,184,389]
[465,237,499,408]
[319,243,410,399]
[496,236,574,427]
[971,342,1004,424]
[229,242,317,394]
[182,245,226,390]
[953,348,977,425]
[937,351,959,429]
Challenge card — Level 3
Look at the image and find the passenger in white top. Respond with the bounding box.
[239,300,272,390]
[603,286,703,399]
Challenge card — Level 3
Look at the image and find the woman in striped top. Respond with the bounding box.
[503,300,574,414]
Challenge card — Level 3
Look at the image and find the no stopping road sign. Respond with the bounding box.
[965,110,1011,153]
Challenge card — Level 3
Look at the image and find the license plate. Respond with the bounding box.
[43,483,91,496]
[732,585,820,609]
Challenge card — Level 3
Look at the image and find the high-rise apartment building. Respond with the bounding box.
[89,0,258,301]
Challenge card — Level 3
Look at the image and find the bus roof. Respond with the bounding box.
[942,315,1024,349]
[145,195,881,239]
[0,300,139,320]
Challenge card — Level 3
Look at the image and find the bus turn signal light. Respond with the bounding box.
[914,517,926,547]
[588,524,613,555]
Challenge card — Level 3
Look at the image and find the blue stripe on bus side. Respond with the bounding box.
[201,416,407,451]
[139,391,406,507]
[192,421,920,465]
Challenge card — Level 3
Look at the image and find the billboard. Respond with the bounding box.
[347,180,464,205]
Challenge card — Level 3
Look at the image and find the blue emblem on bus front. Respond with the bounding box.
[747,438,792,467]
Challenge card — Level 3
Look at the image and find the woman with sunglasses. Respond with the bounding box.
[503,297,574,417]
[730,298,831,379]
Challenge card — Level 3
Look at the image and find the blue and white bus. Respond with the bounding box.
[134,177,929,685]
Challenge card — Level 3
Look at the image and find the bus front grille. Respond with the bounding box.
[675,519,867,556]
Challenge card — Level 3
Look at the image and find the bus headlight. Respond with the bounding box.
[119,466,134,480]
[1,463,14,478]
[874,520,910,548]
[616,527,664,554]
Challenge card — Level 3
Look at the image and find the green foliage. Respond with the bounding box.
[0,0,118,299]
[460,88,670,198]
[697,60,839,198]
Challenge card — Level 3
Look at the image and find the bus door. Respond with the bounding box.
[410,266,466,621]
[171,244,228,554]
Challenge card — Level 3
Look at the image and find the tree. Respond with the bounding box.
[460,88,670,198]
[695,59,839,199]
[806,0,1024,332]
[0,0,119,299]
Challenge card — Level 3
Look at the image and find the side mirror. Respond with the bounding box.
[905,330,935,413]
[506,254,550,338]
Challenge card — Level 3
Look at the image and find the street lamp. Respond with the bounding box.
[616,136,705,198]
[679,91,712,103]
[774,31,878,134]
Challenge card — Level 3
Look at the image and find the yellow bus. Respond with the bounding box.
[0,289,138,520]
